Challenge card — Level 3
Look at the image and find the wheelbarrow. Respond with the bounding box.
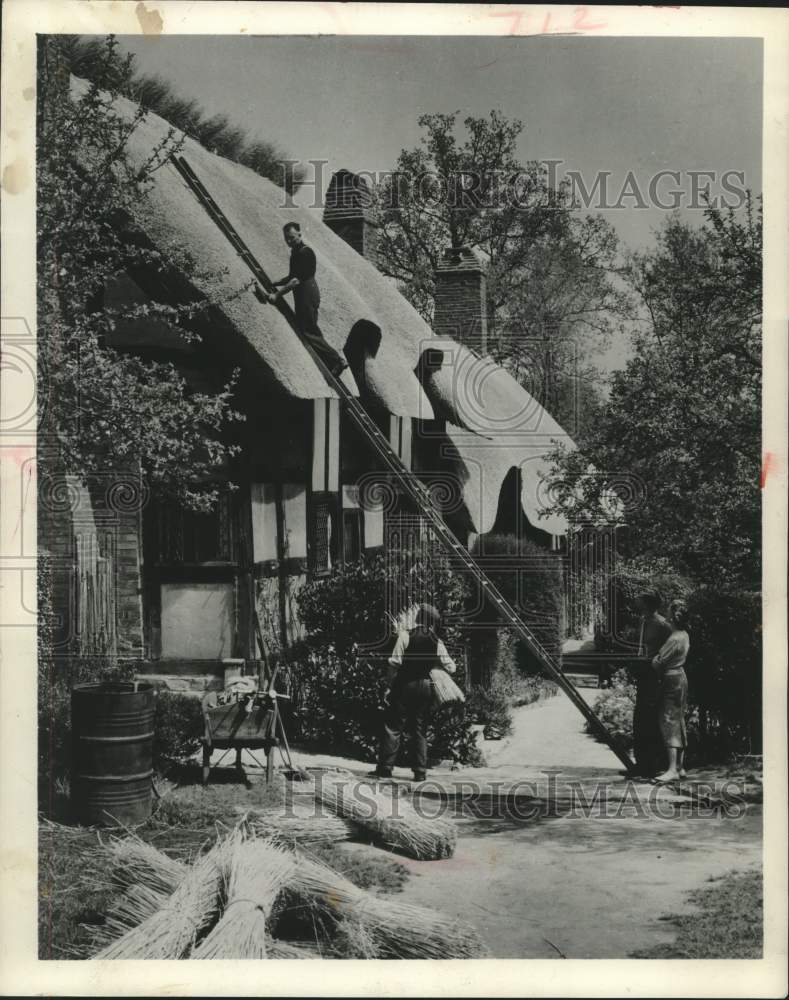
[200,689,281,785]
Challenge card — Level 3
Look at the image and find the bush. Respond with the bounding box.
[465,685,513,740]
[685,588,761,756]
[291,647,388,761]
[153,691,205,773]
[468,534,564,683]
[587,668,637,749]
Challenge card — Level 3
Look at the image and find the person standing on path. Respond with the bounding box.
[257,222,348,377]
[652,600,691,783]
[632,592,673,777]
[371,603,457,784]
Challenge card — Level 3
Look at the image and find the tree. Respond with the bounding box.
[373,111,628,429]
[543,200,762,589]
[37,35,245,510]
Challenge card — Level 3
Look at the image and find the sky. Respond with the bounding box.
[116,34,762,368]
[118,35,762,249]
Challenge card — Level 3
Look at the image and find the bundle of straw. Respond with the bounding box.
[291,855,487,959]
[192,834,296,959]
[90,883,167,951]
[105,834,187,895]
[312,774,457,860]
[430,668,466,708]
[266,939,324,960]
[94,838,230,959]
[245,801,354,847]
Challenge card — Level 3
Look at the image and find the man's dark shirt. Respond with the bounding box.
[288,243,317,283]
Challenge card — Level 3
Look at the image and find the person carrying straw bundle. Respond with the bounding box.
[370,603,456,783]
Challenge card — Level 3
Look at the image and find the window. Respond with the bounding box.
[309,493,337,576]
[342,509,364,564]
[154,494,235,565]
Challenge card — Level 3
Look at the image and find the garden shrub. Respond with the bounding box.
[465,685,513,740]
[684,588,761,756]
[468,533,564,681]
[153,690,205,773]
[587,668,637,749]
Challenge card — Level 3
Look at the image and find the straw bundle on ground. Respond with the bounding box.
[430,668,466,708]
[312,774,457,860]
[105,833,187,895]
[192,834,296,959]
[94,838,230,959]
[90,883,167,951]
[245,801,354,847]
[266,939,324,960]
[291,855,487,959]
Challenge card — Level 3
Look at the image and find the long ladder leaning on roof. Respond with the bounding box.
[169,153,636,773]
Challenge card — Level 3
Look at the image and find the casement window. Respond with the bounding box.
[342,509,364,564]
[309,493,337,576]
[154,493,235,565]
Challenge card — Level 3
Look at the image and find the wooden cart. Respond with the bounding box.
[200,691,280,785]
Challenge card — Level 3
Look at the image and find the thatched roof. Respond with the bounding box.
[421,341,573,535]
[78,77,573,535]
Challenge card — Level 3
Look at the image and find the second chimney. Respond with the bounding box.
[432,246,488,354]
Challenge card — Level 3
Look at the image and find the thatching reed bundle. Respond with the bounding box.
[291,856,486,959]
[267,939,324,960]
[245,801,354,847]
[94,838,230,959]
[105,833,187,895]
[312,774,457,860]
[430,668,466,708]
[192,834,296,959]
[90,883,167,951]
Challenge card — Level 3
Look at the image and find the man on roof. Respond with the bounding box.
[256,222,348,378]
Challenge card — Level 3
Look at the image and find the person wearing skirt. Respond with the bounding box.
[651,600,691,783]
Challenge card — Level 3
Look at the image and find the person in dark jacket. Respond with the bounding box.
[632,591,673,777]
[257,222,348,377]
[371,603,457,783]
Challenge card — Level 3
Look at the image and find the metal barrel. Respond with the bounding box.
[71,681,155,827]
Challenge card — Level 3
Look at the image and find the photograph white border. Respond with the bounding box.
[1,3,786,996]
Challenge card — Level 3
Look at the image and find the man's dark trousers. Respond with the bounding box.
[293,279,345,373]
[633,670,664,776]
[379,677,433,774]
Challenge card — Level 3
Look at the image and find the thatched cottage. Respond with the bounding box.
[42,80,582,691]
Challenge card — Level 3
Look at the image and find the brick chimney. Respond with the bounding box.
[323,169,378,265]
[432,246,488,353]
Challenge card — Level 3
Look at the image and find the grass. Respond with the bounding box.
[39,770,408,960]
[630,869,763,958]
